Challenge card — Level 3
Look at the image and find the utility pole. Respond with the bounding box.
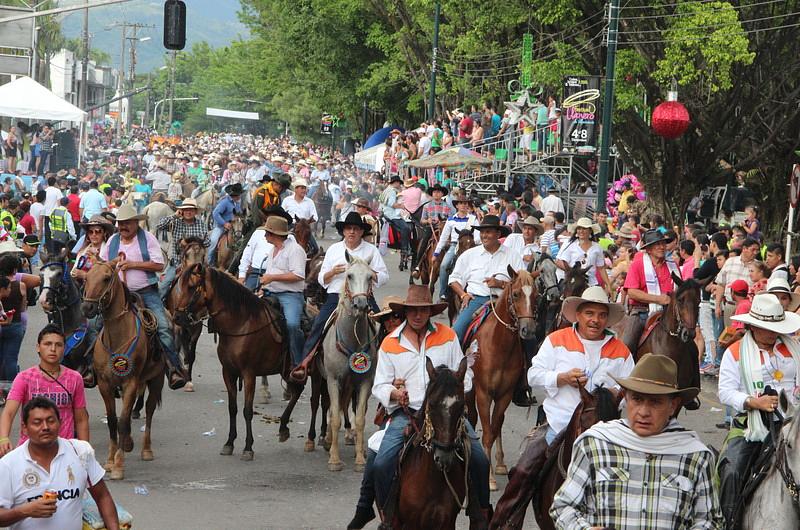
[362,99,368,144]
[115,24,126,141]
[428,0,440,121]
[79,0,89,110]
[168,50,176,131]
[126,25,138,131]
[596,0,621,212]
[110,22,154,141]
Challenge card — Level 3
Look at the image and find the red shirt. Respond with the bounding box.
[731,298,752,330]
[459,116,474,139]
[18,213,34,235]
[66,193,81,221]
[623,252,674,308]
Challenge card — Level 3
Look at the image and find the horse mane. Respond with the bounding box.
[205,266,266,320]
[592,386,620,422]
[421,364,463,411]
[675,278,700,297]
[182,235,205,247]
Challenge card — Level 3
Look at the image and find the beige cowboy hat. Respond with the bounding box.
[389,285,448,316]
[80,214,114,236]
[115,204,147,222]
[176,198,199,210]
[263,215,290,237]
[766,277,800,312]
[291,178,309,189]
[614,224,636,239]
[612,353,699,401]
[0,239,22,255]
[517,216,544,236]
[731,293,800,335]
[370,295,405,320]
[567,217,601,235]
[403,178,416,188]
[561,286,625,327]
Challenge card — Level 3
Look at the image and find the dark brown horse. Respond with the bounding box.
[490,385,619,530]
[467,266,539,492]
[173,264,303,460]
[81,259,165,480]
[447,228,478,324]
[612,273,702,411]
[390,357,485,529]
[415,222,444,294]
[548,263,590,333]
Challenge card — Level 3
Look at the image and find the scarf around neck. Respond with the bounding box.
[577,418,710,455]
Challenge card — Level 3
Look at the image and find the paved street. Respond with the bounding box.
[13,240,730,529]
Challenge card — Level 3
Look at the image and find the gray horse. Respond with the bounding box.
[320,252,378,472]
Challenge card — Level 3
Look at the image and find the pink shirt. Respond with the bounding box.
[7,366,87,444]
[731,298,752,330]
[624,252,674,308]
[400,187,422,214]
[100,229,164,291]
[680,256,695,281]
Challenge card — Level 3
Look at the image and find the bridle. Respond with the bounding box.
[666,290,695,343]
[490,274,537,332]
[775,428,800,505]
[40,261,76,308]
[336,267,376,353]
[82,262,126,319]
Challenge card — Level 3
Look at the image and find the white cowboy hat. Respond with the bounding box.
[732,293,800,334]
[0,239,22,255]
[561,286,625,327]
[291,178,309,189]
[176,198,199,210]
[567,217,601,235]
[766,277,800,312]
[115,204,147,222]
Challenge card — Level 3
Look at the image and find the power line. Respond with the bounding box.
[618,9,800,33]
[621,0,777,10]
[620,0,785,20]
[621,19,800,44]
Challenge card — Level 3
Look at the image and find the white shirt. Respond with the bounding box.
[29,202,44,231]
[245,166,266,186]
[503,233,540,259]
[147,170,171,190]
[262,238,306,293]
[0,438,106,530]
[556,240,605,286]
[718,340,797,412]
[540,194,565,215]
[282,195,318,222]
[373,321,472,414]
[43,186,62,216]
[319,240,388,294]
[418,135,432,156]
[449,244,525,297]
[238,229,273,278]
[433,214,480,255]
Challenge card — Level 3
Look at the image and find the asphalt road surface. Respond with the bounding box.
[10,239,730,529]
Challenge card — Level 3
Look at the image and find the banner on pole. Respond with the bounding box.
[561,76,601,155]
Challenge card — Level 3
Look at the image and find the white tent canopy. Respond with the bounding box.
[354,144,385,172]
[0,76,86,122]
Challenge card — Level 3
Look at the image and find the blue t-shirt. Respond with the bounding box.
[78,189,107,220]
[537,106,549,126]
[490,114,502,136]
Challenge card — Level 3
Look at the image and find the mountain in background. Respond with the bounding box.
[60,0,248,72]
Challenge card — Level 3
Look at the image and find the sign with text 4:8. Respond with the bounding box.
[561,76,601,155]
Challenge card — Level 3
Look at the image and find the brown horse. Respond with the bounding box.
[81,259,165,480]
[490,385,619,530]
[415,222,444,294]
[390,357,483,529]
[173,263,303,460]
[215,215,244,270]
[467,266,539,491]
[613,274,702,411]
[447,228,478,324]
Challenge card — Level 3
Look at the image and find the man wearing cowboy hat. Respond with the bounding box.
[244,158,266,189]
[310,160,330,184]
[259,216,307,368]
[238,207,295,291]
[100,204,188,390]
[551,353,723,529]
[292,211,388,383]
[380,176,412,269]
[433,192,480,299]
[281,177,319,253]
[412,184,453,277]
[624,229,679,321]
[207,183,243,266]
[360,285,491,528]
[155,198,209,298]
[504,216,544,263]
[717,293,800,526]
[540,186,565,216]
[449,214,525,345]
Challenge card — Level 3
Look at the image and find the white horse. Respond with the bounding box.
[195,189,217,229]
[140,199,174,257]
[742,392,800,530]
[321,252,378,472]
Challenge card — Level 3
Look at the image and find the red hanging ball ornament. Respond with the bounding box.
[652,99,690,140]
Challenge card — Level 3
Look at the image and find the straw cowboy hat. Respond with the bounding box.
[352,198,370,209]
[473,215,512,237]
[263,216,290,237]
[291,178,309,189]
[80,214,115,236]
[731,293,800,335]
[766,277,800,312]
[517,216,544,236]
[612,353,700,401]
[114,204,146,222]
[614,224,636,239]
[450,192,471,205]
[403,178,416,188]
[176,198,199,210]
[389,285,448,316]
[370,295,405,320]
[335,211,372,236]
[567,217,601,235]
[561,286,625,327]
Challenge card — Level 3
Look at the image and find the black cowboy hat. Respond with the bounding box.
[225,183,244,196]
[427,184,449,196]
[389,176,403,185]
[263,205,294,227]
[473,215,512,237]
[335,211,372,236]
[640,229,669,248]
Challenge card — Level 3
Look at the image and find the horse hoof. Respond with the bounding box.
[240,450,254,462]
[132,410,141,420]
[304,439,315,452]
[183,381,195,392]
[489,478,498,491]
[110,469,124,481]
[122,438,134,453]
[220,445,234,456]
[495,464,508,476]
[354,462,365,473]
[282,389,292,401]
[278,430,289,443]
[318,436,327,447]
[328,461,344,472]
[344,431,356,446]
[103,463,113,472]
[141,450,154,461]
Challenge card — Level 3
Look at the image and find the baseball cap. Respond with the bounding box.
[22,235,40,247]
[729,279,749,294]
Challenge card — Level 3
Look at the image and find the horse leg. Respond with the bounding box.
[220,367,238,456]
[141,374,163,461]
[259,375,271,404]
[98,380,120,477]
[344,397,355,446]
[241,373,256,461]
[326,378,344,471]
[475,388,497,491]
[320,382,331,449]
[132,390,145,420]
[353,380,370,472]
[119,381,139,453]
[491,392,514,477]
[278,381,303,443]
[306,375,320,452]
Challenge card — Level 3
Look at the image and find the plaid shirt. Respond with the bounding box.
[551,424,723,530]
[155,215,210,266]
[421,200,453,223]
[715,256,753,301]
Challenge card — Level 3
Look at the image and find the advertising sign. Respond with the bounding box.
[561,76,601,154]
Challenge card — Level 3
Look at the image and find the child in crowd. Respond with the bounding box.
[749,261,770,296]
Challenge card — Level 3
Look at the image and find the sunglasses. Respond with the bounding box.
[88,228,105,234]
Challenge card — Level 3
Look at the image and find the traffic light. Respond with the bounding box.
[163,0,186,50]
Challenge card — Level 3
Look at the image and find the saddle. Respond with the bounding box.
[461,302,492,350]
[638,311,662,348]
[288,310,338,384]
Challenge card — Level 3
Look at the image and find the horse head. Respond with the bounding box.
[81,258,120,319]
[534,253,560,303]
[179,236,206,268]
[38,246,70,312]
[670,273,700,342]
[423,356,468,471]
[173,262,208,328]
[231,215,244,239]
[505,264,540,340]
[342,251,373,314]
[577,385,621,433]
[562,262,590,299]
[293,216,313,253]
[455,228,475,256]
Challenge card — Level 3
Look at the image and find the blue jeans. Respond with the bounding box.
[453,295,489,346]
[545,425,558,445]
[135,286,184,373]
[357,449,377,510]
[207,226,225,265]
[437,246,456,298]
[0,322,24,381]
[269,291,305,366]
[158,263,177,300]
[373,411,489,509]
[713,310,725,365]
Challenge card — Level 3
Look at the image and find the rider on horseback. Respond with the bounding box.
[207,183,243,267]
[624,229,679,323]
[380,177,412,271]
[155,198,209,298]
[411,184,452,280]
[281,178,319,256]
[432,192,479,300]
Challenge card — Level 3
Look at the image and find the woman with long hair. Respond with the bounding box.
[555,217,612,295]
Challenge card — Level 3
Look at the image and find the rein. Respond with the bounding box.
[775,425,800,505]
[419,402,470,510]
[665,294,693,343]
[489,277,536,332]
[336,276,376,357]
